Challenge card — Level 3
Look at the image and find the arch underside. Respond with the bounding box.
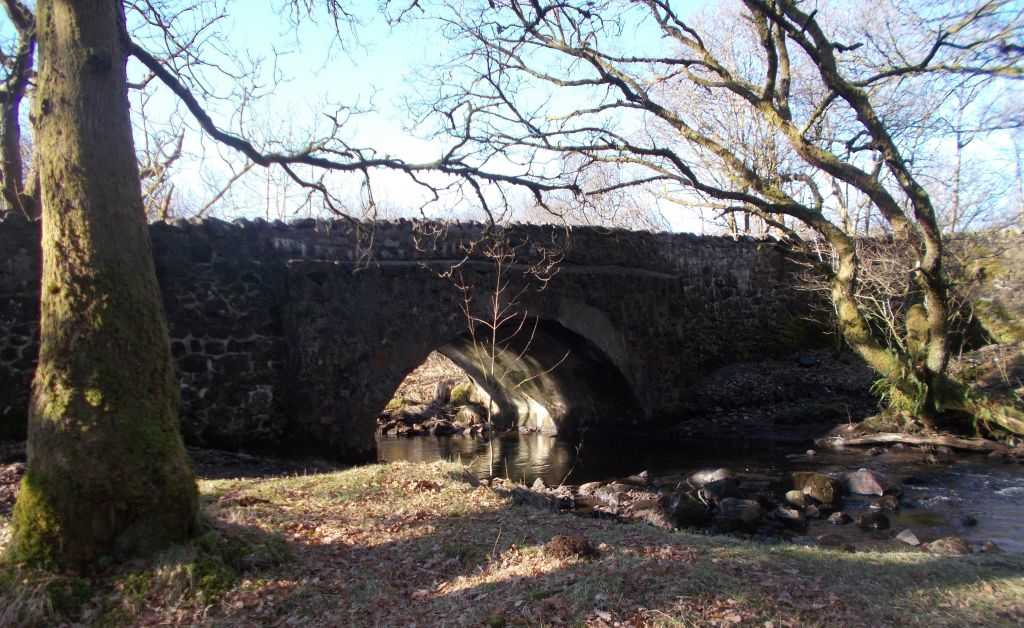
[436,318,643,434]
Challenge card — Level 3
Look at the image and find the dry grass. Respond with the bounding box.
[394,351,471,404]
[2,460,1023,626]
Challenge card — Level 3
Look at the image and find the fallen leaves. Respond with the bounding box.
[3,459,1023,626]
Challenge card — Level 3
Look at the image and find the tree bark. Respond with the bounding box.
[10,0,197,568]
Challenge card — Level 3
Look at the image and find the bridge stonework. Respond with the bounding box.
[0,214,822,461]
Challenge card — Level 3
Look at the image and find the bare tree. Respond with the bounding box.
[7,0,580,568]
[408,0,1024,435]
[0,0,36,219]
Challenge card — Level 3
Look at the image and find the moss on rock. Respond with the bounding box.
[384,397,411,413]
[449,383,475,406]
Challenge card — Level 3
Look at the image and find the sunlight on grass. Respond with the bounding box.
[2,460,1022,625]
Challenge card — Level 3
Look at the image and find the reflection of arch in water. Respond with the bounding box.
[410,317,644,435]
[376,432,580,486]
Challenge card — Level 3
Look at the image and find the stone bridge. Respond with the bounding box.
[0,214,823,461]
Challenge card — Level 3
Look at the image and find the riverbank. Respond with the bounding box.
[2,458,1022,625]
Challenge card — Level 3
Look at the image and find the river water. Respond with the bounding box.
[377,433,1024,553]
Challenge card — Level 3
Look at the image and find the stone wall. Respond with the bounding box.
[0,216,39,438]
[0,213,823,459]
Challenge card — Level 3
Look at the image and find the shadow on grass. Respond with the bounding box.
[204,476,1024,625]
[3,463,1024,626]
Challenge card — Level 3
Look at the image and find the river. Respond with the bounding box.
[378,432,1024,553]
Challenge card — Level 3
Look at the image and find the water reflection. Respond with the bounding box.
[376,434,578,486]
[376,432,793,486]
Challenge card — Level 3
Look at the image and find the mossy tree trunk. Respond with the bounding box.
[10,0,197,568]
[822,225,1024,436]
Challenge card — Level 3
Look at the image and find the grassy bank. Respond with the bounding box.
[2,460,1023,626]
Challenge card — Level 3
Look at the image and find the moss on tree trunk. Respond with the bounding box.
[9,0,197,568]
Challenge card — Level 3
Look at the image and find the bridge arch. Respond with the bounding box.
[435,316,644,434]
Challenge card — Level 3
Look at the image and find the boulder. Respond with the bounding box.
[595,484,629,508]
[829,511,852,525]
[846,468,892,496]
[449,382,475,406]
[577,481,603,495]
[925,537,972,556]
[870,494,901,512]
[688,468,733,488]
[896,529,921,546]
[791,471,842,505]
[716,498,763,525]
[699,478,741,505]
[804,505,822,519]
[510,487,559,510]
[785,490,809,508]
[660,492,712,528]
[772,506,807,529]
[454,404,484,427]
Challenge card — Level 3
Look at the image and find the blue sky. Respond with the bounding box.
[2,1,1019,231]
[125,2,465,217]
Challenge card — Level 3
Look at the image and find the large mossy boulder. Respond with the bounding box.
[449,382,475,406]
[790,471,842,505]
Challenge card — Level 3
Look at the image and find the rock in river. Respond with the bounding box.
[870,494,901,512]
[785,489,809,508]
[772,506,807,529]
[699,478,741,505]
[846,468,892,496]
[829,511,852,525]
[688,468,733,488]
[856,510,890,531]
[791,471,842,505]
